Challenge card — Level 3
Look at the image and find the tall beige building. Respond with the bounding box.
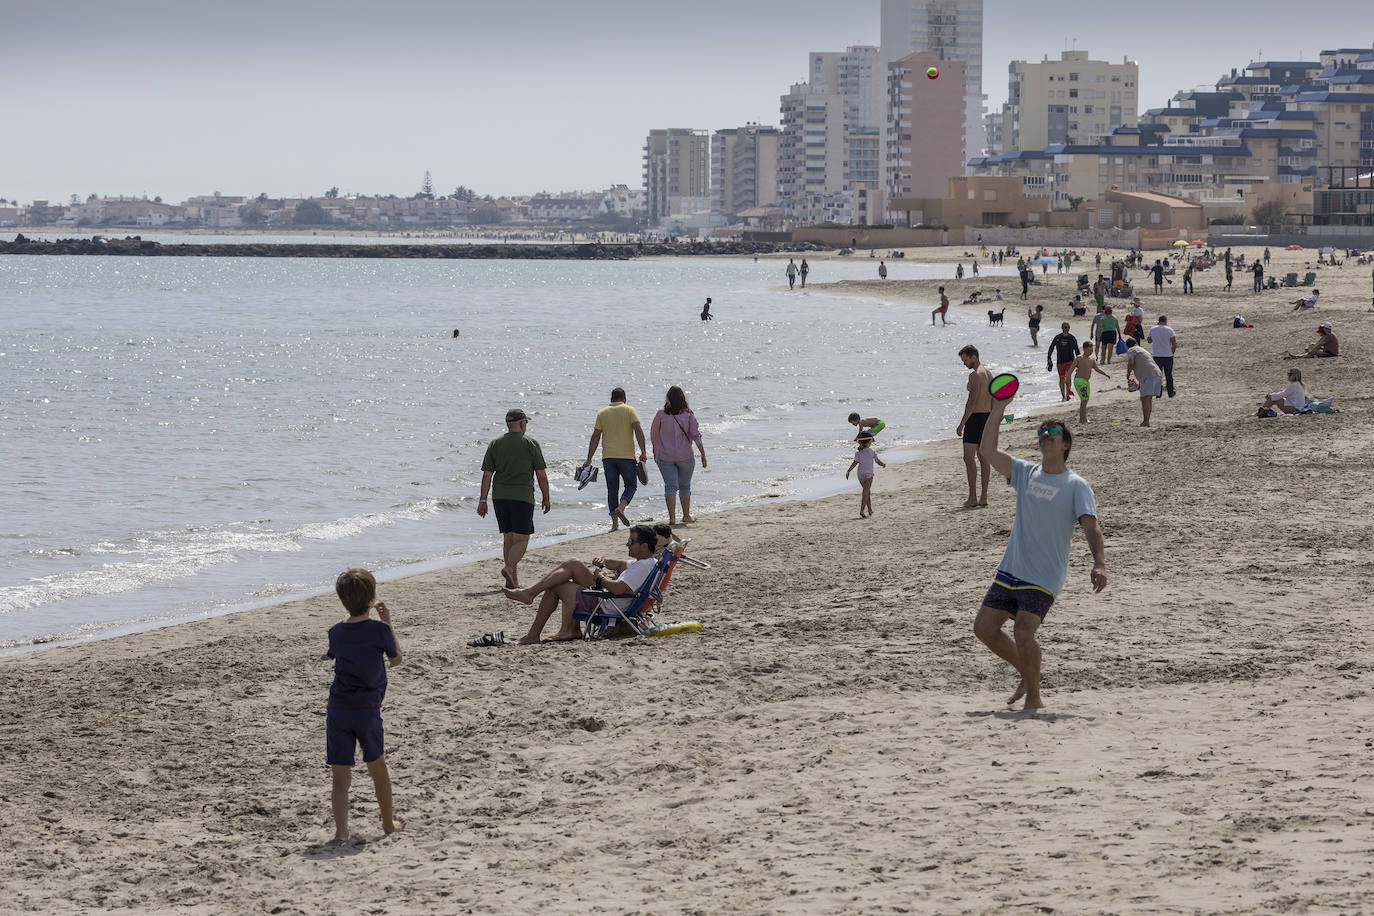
[1008,50,1139,151]
[778,82,851,224]
[643,129,710,225]
[711,124,780,220]
[888,52,967,201]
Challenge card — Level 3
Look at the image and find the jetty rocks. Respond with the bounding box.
[0,234,830,260]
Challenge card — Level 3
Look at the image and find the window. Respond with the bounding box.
[1070,72,1079,81]
[1069,88,1078,98]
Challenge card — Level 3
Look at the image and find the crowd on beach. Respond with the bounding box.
[320,240,1360,843]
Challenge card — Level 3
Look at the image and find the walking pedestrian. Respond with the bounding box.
[478,409,551,589]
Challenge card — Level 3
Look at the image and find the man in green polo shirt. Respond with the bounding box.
[478,409,551,589]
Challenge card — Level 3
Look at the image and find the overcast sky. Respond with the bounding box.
[0,1,1358,204]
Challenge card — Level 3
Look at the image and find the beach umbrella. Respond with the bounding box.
[1190,240,1206,246]
[1171,240,1189,247]
[1285,244,1303,250]
[1033,256,1058,264]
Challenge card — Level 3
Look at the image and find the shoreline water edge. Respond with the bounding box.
[2,244,1372,913]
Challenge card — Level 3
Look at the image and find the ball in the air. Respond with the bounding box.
[926,67,939,80]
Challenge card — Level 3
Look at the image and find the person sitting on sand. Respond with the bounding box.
[1285,322,1339,359]
[502,524,659,644]
[1258,368,1309,416]
[1290,289,1320,310]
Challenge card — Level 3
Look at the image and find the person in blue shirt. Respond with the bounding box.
[974,393,1107,710]
[326,568,404,841]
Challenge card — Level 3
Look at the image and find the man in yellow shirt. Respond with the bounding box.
[581,387,647,531]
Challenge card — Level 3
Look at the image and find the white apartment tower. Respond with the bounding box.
[880,0,986,164]
[1008,50,1139,151]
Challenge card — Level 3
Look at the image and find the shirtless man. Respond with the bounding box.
[1069,349,1111,424]
[932,286,950,326]
[955,344,993,508]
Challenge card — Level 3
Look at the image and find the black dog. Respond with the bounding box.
[988,307,1005,326]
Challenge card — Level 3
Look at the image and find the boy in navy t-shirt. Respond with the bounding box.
[327,568,404,841]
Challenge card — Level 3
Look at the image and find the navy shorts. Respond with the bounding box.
[493,498,535,535]
[962,412,989,444]
[982,570,1056,618]
[326,706,386,766]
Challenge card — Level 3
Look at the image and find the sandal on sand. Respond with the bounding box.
[467,631,506,648]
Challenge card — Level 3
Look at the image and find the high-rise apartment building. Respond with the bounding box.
[711,124,781,220]
[778,82,851,225]
[880,0,985,164]
[1008,50,1139,151]
[643,128,710,225]
[887,52,967,200]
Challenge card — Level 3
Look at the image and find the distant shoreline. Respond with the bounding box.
[0,233,828,260]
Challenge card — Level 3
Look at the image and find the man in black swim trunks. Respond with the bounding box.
[956,345,993,508]
[1047,322,1081,402]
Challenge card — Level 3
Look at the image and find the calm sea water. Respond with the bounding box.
[0,253,1056,654]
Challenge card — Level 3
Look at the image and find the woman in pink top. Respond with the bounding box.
[650,386,708,525]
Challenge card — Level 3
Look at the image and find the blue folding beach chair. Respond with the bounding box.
[574,540,691,640]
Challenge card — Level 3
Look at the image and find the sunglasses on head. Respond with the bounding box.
[1036,424,1064,439]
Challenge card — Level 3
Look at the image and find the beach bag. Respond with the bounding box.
[1115,337,1128,355]
[636,461,649,485]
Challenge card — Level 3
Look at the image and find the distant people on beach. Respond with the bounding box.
[1070,349,1110,424]
[1097,306,1119,364]
[799,258,810,288]
[1027,304,1043,346]
[845,432,885,518]
[700,297,713,320]
[501,524,660,643]
[1259,368,1309,416]
[973,394,1107,711]
[326,568,404,841]
[1252,260,1265,293]
[650,385,707,526]
[478,409,551,589]
[1286,322,1339,359]
[956,344,993,509]
[786,259,798,290]
[581,387,647,532]
[878,260,887,279]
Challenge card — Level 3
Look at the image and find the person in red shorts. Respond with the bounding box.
[1046,322,1081,401]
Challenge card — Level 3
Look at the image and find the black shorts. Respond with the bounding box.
[982,570,1056,618]
[962,412,990,444]
[1099,330,1118,345]
[493,498,535,535]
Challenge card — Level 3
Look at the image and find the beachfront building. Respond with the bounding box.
[880,0,985,164]
[1006,50,1139,152]
[711,124,780,221]
[778,82,850,225]
[643,129,710,227]
[887,176,1050,229]
[887,52,967,202]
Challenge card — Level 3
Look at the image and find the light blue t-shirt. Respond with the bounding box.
[998,457,1097,595]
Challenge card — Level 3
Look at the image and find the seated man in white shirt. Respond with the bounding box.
[1290,289,1320,310]
[503,524,660,644]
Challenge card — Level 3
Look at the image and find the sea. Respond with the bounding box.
[0,243,1061,655]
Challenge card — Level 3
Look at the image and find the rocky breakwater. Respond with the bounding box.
[0,234,830,260]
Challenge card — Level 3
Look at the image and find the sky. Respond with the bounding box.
[0,0,1359,204]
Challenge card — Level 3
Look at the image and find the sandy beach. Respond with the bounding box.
[3,245,1373,914]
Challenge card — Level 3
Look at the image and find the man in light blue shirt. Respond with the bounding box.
[975,392,1107,710]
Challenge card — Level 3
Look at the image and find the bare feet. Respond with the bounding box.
[501,567,515,589]
[502,586,534,605]
[681,515,696,524]
[963,499,979,508]
[516,634,540,645]
[1007,678,1027,707]
[383,816,405,836]
[330,831,351,844]
[546,630,581,642]
[615,509,632,527]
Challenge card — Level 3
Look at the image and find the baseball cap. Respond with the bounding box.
[505,409,529,423]
[1320,321,1333,329]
